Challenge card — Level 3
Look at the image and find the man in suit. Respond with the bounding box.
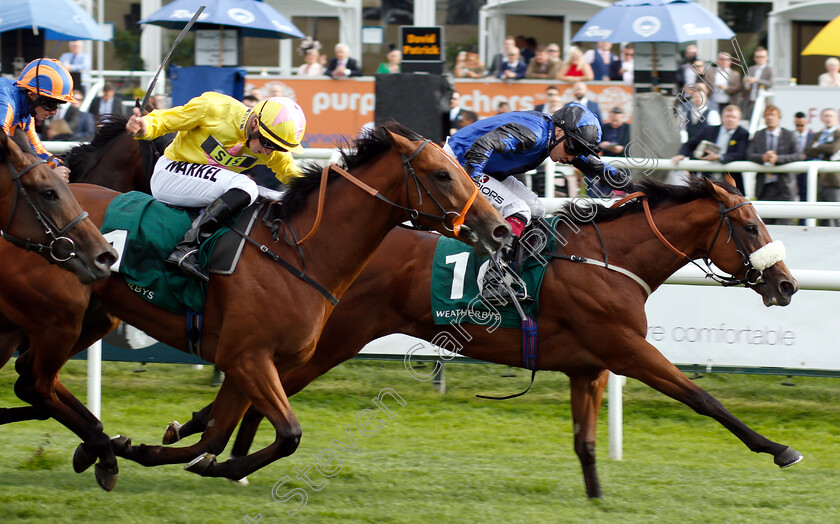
[534,85,562,115]
[708,54,743,112]
[570,81,602,127]
[584,41,619,82]
[793,111,814,204]
[599,107,631,156]
[447,90,463,135]
[497,47,527,80]
[805,108,840,225]
[485,36,517,78]
[325,43,362,78]
[746,105,804,224]
[672,104,749,193]
[89,82,125,119]
[741,47,774,121]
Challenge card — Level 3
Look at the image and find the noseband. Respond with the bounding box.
[1,159,89,262]
[296,138,478,245]
[619,191,773,287]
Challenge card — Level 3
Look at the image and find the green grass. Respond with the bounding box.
[0,359,836,523]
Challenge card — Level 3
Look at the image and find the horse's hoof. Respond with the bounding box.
[94,463,118,491]
[162,421,182,445]
[229,477,249,487]
[185,452,216,476]
[775,446,804,468]
[72,443,97,473]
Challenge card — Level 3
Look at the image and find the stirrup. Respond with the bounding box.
[480,264,532,305]
[166,249,209,282]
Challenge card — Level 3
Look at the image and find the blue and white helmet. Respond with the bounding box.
[551,102,601,156]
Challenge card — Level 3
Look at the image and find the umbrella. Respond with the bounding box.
[801,15,840,56]
[572,0,734,43]
[0,0,109,41]
[139,0,304,39]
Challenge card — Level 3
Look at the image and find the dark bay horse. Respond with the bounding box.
[0,130,116,283]
[0,122,508,490]
[166,176,802,498]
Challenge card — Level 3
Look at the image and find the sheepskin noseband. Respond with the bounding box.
[749,240,786,272]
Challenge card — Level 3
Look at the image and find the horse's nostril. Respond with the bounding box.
[780,280,797,297]
[493,224,511,241]
[97,251,117,268]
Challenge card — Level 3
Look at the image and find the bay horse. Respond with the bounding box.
[0,130,116,283]
[164,176,802,498]
[0,122,508,490]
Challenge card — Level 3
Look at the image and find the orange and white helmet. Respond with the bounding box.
[253,97,306,153]
[16,58,76,103]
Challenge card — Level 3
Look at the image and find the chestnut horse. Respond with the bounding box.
[165,176,802,498]
[0,122,508,490]
[0,130,116,282]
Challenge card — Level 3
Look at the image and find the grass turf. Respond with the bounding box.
[0,359,836,523]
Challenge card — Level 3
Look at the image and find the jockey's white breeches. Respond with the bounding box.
[151,156,259,208]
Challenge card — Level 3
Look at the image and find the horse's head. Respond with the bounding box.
[0,132,117,284]
[385,130,509,255]
[703,176,798,306]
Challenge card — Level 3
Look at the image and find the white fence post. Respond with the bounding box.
[608,372,624,460]
[87,341,101,420]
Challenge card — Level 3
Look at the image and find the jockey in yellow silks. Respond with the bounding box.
[126,93,306,282]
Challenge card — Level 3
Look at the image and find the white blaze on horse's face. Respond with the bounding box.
[749,240,786,272]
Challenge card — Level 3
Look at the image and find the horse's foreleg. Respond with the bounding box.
[15,341,120,490]
[611,337,802,468]
[183,359,302,481]
[568,370,609,498]
[113,377,250,467]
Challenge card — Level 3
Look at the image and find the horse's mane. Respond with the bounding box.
[559,176,742,225]
[276,121,424,220]
[64,114,130,182]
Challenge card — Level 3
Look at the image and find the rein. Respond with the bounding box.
[614,191,765,287]
[295,139,478,245]
[1,159,88,262]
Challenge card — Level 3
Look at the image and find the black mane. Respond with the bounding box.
[276,121,424,220]
[64,114,130,181]
[559,176,742,224]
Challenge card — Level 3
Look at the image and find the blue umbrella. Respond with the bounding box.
[0,0,109,40]
[140,0,304,39]
[572,0,734,43]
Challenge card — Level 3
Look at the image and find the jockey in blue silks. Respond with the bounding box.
[444,102,634,301]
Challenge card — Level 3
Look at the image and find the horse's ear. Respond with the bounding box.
[704,177,730,202]
[384,129,414,154]
[724,173,737,187]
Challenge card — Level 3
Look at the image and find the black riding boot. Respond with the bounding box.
[166,188,251,282]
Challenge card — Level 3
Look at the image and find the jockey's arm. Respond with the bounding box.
[462,123,537,178]
[572,154,635,192]
[266,152,302,185]
[1,107,65,173]
[133,95,211,140]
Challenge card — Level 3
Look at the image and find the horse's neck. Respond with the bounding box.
[577,199,717,291]
[291,156,409,298]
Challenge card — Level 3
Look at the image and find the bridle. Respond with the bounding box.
[616,191,767,287]
[1,158,89,262]
[296,138,479,245]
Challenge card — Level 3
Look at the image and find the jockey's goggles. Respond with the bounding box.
[258,133,287,153]
[561,132,597,157]
[35,96,66,112]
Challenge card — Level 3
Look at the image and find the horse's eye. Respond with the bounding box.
[40,189,59,201]
[745,224,759,235]
[435,171,451,182]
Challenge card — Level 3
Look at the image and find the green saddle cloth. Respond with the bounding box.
[430,216,562,329]
[100,191,228,313]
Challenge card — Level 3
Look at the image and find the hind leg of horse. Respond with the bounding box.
[569,370,609,498]
[610,337,802,467]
